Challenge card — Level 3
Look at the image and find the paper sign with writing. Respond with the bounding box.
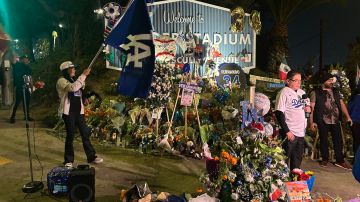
[152,108,163,119]
[179,83,202,93]
[180,90,194,106]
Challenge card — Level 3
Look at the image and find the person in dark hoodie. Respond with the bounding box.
[56,61,103,167]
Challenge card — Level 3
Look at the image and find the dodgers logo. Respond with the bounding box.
[291,99,302,108]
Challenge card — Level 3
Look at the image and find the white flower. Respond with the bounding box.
[231,193,239,200]
[228,171,237,180]
[262,168,270,176]
[331,70,338,75]
[263,176,271,182]
[276,179,283,186]
[187,141,194,147]
[245,172,255,183]
[236,136,243,145]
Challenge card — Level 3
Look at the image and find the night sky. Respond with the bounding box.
[1,0,360,70]
[288,0,360,69]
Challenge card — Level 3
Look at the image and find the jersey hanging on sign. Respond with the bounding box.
[105,0,155,98]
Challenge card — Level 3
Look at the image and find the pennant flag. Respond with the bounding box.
[105,0,155,98]
[279,58,291,81]
[104,19,116,39]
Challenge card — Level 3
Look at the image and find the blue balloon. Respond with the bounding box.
[183,63,191,74]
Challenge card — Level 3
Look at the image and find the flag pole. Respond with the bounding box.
[88,43,106,70]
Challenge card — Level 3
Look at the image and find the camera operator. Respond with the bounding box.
[10,55,33,123]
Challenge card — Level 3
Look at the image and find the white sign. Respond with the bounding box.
[180,90,194,106]
[4,60,10,68]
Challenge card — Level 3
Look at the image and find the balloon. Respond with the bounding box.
[183,63,191,74]
[254,93,270,116]
[263,122,274,137]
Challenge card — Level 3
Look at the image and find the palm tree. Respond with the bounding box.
[264,0,345,72]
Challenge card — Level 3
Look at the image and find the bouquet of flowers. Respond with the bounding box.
[34,80,45,89]
[148,62,175,108]
[329,64,351,101]
[200,122,290,201]
[291,169,313,181]
[291,168,315,192]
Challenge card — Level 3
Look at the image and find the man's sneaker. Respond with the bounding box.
[64,162,73,168]
[91,157,103,164]
[319,161,328,167]
[9,118,15,124]
[334,162,352,170]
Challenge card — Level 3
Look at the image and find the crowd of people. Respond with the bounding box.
[275,70,360,173]
[1,55,359,179]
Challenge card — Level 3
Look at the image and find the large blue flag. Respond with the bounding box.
[105,0,155,98]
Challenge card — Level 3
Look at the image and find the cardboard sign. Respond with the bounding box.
[179,83,202,93]
[4,60,10,68]
[285,181,311,202]
[180,90,194,106]
[152,108,163,119]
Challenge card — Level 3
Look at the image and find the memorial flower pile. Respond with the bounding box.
[200,122,290,201]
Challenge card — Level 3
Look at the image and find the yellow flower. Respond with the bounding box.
[195,187,203,193]
[305,171,313,176]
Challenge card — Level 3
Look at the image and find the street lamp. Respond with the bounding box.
[13,39,19,50]
[94,8,104,15]
[58,23,63,47]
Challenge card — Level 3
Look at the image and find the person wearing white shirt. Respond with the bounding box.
[275,70,311,171]
[56,61,103,167]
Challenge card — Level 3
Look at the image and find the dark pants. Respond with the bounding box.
[280,130,304,170]
[317,122,344,163]
[287,136,304,171]
[62,113,96,163]
[10,87,30,118]
[350,122,360,155]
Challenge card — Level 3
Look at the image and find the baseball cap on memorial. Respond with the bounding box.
[59,61,76,71]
